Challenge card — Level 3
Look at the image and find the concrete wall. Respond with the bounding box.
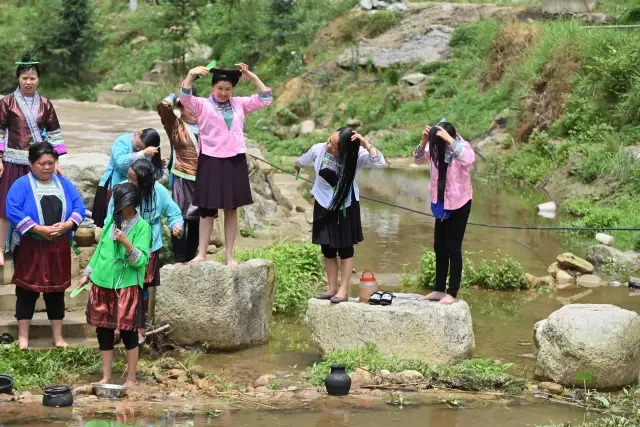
[542,0,597,13]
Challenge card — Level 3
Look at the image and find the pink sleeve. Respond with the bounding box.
[236,89,273,115]
[413,143,430,165]
[179,88,207,117]
[453,139,475,168]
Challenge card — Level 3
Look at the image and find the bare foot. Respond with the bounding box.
[188,255,207,264]
[18,337,28,350]
[96,378,110,385]
[419,291,446,301]
[53,338,68,348]
[439,294,457,305]
[0,251,4,266]
[226,259,239,268]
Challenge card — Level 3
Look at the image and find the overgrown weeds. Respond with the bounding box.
[402,249,529,291]
[303,343,525,395]
[226,242,324,314]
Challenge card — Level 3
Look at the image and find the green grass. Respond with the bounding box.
[222,242,324,314]
[304,343,526,394]
[402,249,529,291]
[0,344,125,390]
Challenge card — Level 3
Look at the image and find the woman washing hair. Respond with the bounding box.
[79,183,152,387]
[413,121,475,305]
[294,127,385,304]
[92,129,162,227]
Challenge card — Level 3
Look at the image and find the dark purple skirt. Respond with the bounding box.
[144,250,160,288]
[194,153,253,210]
[312,200,363,248]
[86,285,144,331]
[91,182,113,229]
[0,162,29,219]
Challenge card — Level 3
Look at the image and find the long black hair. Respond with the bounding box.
[139,128,163,180]
[429,122,457,203]
[28,142,59,164]
[112,182,141,231]
[130,159,156,220]
[16,53,40,78]
[327,127,360,212]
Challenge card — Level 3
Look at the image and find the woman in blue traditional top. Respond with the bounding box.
[6,142,85,349]
[108,159,183,342]
[91,129,162,228]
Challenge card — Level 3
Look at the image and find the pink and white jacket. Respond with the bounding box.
[179,88,272,158]
[413,137,475,211]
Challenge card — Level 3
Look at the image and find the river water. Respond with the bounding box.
[2,100,629,427]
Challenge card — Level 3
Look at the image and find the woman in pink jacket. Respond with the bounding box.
[413,121,475,304]
[180,63,272,267]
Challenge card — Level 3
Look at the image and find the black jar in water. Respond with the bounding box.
[42,385,73,408]
[324,366,351,396]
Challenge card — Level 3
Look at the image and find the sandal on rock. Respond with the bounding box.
[0,333,15,344]
[368,291,384,305]
[314,293,335,300]
[380,292,395,306]
[329,296,349,304]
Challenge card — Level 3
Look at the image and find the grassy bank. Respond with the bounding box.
[304,342,526,394]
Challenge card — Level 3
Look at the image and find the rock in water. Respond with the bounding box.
[556,253,594,274]
[539,382,563,395]
[533,304,640,388]
[155,260,276,348]
[305,293,474,364]
[595,233,614,246]
[555,270,574,289]
[576,274,604,288]
[59,153,110,207]
[587,244,640,269]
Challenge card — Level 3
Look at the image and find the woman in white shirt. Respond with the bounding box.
[294,127,385,304]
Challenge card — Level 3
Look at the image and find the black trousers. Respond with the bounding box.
[15,286,65,320]
[96,327,138,351]
[171,218,200,263]
[434,200,472,298]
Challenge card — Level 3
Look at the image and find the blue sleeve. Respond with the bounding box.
[63,177,86,226]
[112,135,141,176]
[158,185,183,229]
[6,178,36,235]
[107,193,115,217]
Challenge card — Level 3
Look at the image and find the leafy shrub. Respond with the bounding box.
[340,11,403,43]
[230,242,324,314]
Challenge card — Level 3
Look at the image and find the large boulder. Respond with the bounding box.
[586,244,640,269]
[59,153,110,207]
[534,304,640,388]
[556,253,594,274]
[306,293,474,364]
[155,260,277,349]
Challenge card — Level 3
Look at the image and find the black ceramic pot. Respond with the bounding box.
[42,385,73,408]
[324,365,351,396]
[0,374,13,395]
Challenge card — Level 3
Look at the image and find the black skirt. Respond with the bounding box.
[312,200,363,248]
[91,177,112,228]
[194,153,253,210]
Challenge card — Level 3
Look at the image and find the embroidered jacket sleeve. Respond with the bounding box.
[413,143,430,165]
[157,94,179,144]
[295,143,321,170]
[236,89,273,115]
[0,97,8,152]
[6,178,36,235]
[447,136,475,168]
[43,100,65,155]
[112,136,142,176]
[126,220,151,269]
[179,87,206,117]
[356,146,385,169]
[62,176,86,227]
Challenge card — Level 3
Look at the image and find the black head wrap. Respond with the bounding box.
[28,142,58,164]
[15,53,40,78]
[211,68,242,87]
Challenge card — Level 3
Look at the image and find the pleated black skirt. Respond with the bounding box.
[194,153,253,210]
[312,200,363,248]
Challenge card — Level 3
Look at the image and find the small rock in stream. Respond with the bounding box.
[72,385,94,396]
[254,374,277,387]
[0,393,15,402]
[161,357,178,369]
[609,281,622,287]
[296,389,323,400]
[539,382,564,395]
[595,233,614,246]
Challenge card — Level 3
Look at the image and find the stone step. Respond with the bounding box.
[0,285,89,314]
[25,337,99,350]
[0,311,94,339]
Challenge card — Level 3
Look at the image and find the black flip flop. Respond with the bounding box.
[380,292,395,306]
[0,333,15,344]
[314,293,334,300]
[368,291,384,305]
